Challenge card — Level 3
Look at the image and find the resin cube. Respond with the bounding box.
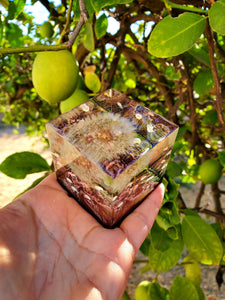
[46,89,178,228]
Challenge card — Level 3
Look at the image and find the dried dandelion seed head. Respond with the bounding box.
[65,112,138,163]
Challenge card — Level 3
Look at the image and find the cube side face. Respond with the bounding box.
[46,89,179,228]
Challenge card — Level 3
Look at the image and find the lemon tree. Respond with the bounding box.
[32,50,79,105]
[1,0,225,299]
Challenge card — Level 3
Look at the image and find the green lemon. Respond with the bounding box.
[135,280,151,300]
[32,50,79,105]
[60,89,89,113]
[84,72,101,93]
[39,22,54,38]
[199,158,223,184]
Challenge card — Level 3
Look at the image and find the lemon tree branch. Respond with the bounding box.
[0,0,88,55]
[67,0,89,48]
[0,44,68,55]
[58,0,74,44]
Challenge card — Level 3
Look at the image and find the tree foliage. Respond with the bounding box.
[0,0,225,298]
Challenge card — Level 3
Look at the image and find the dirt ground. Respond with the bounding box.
[0,123,225,299]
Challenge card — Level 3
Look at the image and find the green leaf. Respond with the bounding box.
[183,256,201,285]
[188,45,210,67]
[5,22,23,47]
[211,222,225,240]
[91,0,132,13]
[82,22,95,52]
[169,276,199,300]
[167,225,179,240]
[14,174,48,199]
[193,70,214,96]
[165,65,181,80]
[211,223,225,265]
[121,290,130,300]
[148,237,184,273]
[156,201,180,231]
[0,152,50,179]
[125,78,136,89]
[183,209,200,217]
[150,222,173,252]
[202,110,218,125]
[95,13,108,39]
[149,282,169,300]
[166,161,182,178]
[182,216,223,264]
[209,0,225,35]
[164,176,179,202]
[219,150,225,167]
[148,12,206,58]
[193,284,206,300]
[140,235,151,257]
[156,214,172,231]
[85,72,101,93]
[176,125,187,141]
[8,0,26,19]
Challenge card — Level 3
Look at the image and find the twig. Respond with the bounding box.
[0,0,88,55]
[58,0,74,44]
[205,19,225,130]
[178,191,187,209]
[180,58,197,149]
[39,0,61,18]
[120,45,175,119]
[0,44,68,55]
[102,19,128,90]
[67,0,89,49]
[211,183,224,216]
[133,259,149,264]
[195,182,205,208]
[193,207,225,222]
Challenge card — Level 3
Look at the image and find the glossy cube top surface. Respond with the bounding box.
[46,89,178,227]
[46,89,178,193]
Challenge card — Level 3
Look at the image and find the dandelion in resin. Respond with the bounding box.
[66,112,137,163]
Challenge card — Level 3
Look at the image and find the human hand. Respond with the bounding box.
[0,173,164,300]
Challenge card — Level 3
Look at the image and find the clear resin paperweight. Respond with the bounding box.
[46,89,179,228]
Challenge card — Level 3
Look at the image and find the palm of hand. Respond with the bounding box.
[0,174,164,300]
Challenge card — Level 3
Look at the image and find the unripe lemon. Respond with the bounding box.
[39,22,54,38]
[199,158,223,184]
[135,280,151,300]
[32,50,79,105]
[60,89,89,113]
